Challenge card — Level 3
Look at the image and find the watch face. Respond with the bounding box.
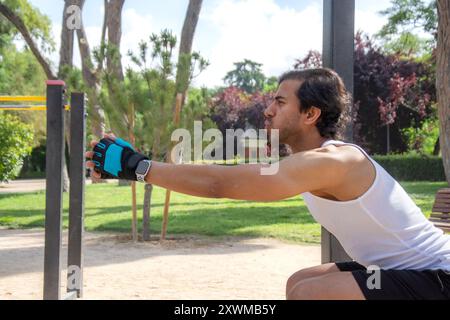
[136,161,150,175]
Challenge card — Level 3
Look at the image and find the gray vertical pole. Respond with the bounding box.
[67,93,86,298]
[322,0,354,263]
[43,80,66,300]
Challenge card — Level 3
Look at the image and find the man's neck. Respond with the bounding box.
[288,135,329,154]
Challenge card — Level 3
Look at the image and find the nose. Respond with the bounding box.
[264,101,276,118]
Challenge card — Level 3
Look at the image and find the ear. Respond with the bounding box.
[303,106,322,125]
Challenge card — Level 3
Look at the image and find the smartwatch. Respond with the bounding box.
[135,160,152,183]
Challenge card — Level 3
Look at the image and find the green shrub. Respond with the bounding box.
[0,112,34,182]
[373,154,446,181]
[18,144,46,178]
[401,118,440,155]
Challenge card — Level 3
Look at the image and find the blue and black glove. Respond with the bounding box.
[92,137,149,181]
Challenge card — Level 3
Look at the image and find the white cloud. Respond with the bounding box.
[356,0,434,40]
[48,8,156,72]
[39,22,61,74]
[355,7,388,36]
[38,0,393,87]
[74,9,155,70]
[194,0,323,87]
[121,8,155,69]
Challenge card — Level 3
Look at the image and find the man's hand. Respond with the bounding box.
[85,133,149,181]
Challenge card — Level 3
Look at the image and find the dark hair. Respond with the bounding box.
[279,68,351,139]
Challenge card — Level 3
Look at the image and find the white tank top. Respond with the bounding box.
[302,140,450,271]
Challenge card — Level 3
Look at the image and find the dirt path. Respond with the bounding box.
[0,228,320,300]
[0,179,117,194]
[0,179,46,194]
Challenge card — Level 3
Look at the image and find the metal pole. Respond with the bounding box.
[67,93,86,298]
[43,80,66,300]
[322,0,355,263]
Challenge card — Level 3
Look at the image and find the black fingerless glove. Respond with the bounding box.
[92,137,149,181]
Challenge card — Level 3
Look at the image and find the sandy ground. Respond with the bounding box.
[0,179,46,194]
[0,179,117,194]
[0,228,320,300]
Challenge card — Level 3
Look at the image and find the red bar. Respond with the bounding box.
[46,80,66,86]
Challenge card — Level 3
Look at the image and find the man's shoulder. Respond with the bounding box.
[316,143,368,164]
[285,145,352,173]
[289,143,365,162]
[289,144,377,199]
[286,143,371,179]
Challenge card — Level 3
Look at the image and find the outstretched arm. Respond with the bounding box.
[145,151,345,201]
[86,135,348,202]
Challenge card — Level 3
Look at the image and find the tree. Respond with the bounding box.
[294,50,322,69]
[59,0,79,193]
[0,0,48,163]
[173,0,204,110]
[354,33,435,154]
[436,0,450,184]
[120,30,210,241]
[378,0,437,50]
[209,86,291,158]
[224,59,267,94]
[161,0,205,241]
[0,0,74,191]
[294,33,436,155]
[0,113,33,182]
[378,0,441,154]
[382,32,431,58]
[70,0,107,139]
[69,0,141,239]
[381,0,450,180]
[0,0,55,79]
[59,0,75,75]
[211,86,272,128]
[0,48,48,175]
[106,0,125,82]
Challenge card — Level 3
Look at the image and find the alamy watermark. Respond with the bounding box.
[67,265,82,291]
[66,5,82,30]
[170,121,280,175]
[366,265,381,290]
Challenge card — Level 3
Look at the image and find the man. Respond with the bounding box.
[86,68,450,300]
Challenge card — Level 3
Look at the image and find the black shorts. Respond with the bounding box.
[336,261,450,300]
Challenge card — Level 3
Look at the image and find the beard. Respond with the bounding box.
[266,128,291,149]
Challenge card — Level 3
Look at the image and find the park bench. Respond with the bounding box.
[429,188,450,233]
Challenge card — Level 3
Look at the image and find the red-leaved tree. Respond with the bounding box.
[293,32,436,154]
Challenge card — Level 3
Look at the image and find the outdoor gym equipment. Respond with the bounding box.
[0,81,86,300]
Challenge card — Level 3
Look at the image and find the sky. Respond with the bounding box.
[26,0,395,87]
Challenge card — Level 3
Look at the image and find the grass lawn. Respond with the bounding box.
[0,181,447,244]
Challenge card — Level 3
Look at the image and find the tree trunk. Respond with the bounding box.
[131,181,137,242]
[74,0,106,139]
[62,156,70,192]
[161,0,203,240]
[59,0,75,75]
[72,0,105,189]
[106,0,125,81]
[0,3,56,79]
[174,0,203,111]
[103,0,138,239]
[59,0,77,193]
[437,0,450,184]
[103,0,125,122]
[433,135,441,156]
[142,184,153,241]
[129,111,138,242]
[105,0,127,188]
